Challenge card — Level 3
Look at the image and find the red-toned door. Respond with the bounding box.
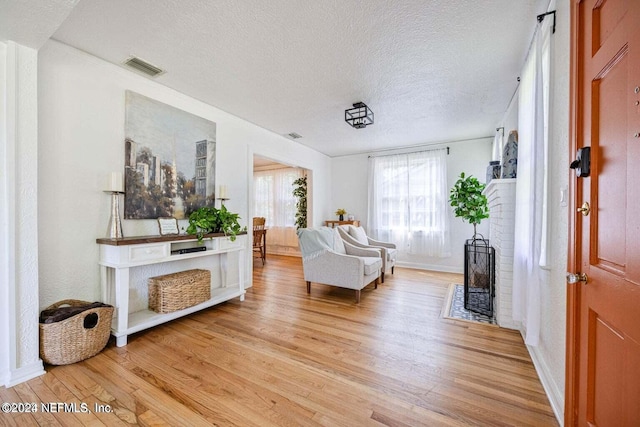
[568,0,640,425]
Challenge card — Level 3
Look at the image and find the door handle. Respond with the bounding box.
[566,272,588,284]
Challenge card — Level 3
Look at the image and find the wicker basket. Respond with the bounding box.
[148,269,211,313]
[39,300,114,365]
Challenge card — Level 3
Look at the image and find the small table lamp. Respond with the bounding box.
[105,172,124,239]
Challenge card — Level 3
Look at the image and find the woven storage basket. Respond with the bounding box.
[39,300,114,365]
[148,269,211,313]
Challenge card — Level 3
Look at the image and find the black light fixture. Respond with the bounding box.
[345,102,374,129]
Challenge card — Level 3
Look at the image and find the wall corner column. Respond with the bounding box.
[1,41,45,387]
[484,178,519,330]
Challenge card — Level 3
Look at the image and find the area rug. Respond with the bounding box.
[442,284,496,325]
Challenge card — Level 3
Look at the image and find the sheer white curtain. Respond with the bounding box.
[254,167,303,249]
[512,16,552,346]
[368,149,450,257]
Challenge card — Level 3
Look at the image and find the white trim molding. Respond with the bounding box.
[528,344,564,426]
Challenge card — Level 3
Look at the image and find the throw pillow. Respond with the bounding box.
[349,226,369,244]
[332,229,347,254]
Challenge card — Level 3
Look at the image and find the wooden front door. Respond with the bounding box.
[568,0,640,425]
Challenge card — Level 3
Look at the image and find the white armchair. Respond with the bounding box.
[337,225,397,282]
[297,227,382,303]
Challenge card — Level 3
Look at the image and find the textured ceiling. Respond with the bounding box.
[0,0,79,49]
[6,0,549,157]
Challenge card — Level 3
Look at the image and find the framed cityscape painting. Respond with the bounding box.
[124,91,216,219]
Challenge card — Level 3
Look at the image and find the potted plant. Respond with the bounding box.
[449,172,489,238]
[292,176,307,229]
[185,205,245,243]
[217,204,245,241]
[335,208,346,221]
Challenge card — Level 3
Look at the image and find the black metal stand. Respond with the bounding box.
[464,237,495,317]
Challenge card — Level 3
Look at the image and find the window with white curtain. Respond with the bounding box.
[368,149,450,258]
[253,167,304,248]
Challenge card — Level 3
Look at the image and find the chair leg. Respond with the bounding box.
[355,289,361,303]
[261,247,265,265]
[374,277,378,289]
[306,281,311,294]
[391,266,394,274]
[381,272,385,283]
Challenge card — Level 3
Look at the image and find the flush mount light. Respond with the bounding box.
[345,102,374,129]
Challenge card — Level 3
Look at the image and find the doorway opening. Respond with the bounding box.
[251,155,309,267]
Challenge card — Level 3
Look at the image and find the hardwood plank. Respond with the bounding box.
[0,255,558,426]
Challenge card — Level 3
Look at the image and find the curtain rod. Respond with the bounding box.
[368,146,449,158]
[537,10,556,34]
[504,9,557,117]
[355,135,494,159]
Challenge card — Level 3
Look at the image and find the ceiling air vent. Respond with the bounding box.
[123,56,165,77]
[287,132,303,139]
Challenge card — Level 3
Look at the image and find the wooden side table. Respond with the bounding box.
[325,220,360,228]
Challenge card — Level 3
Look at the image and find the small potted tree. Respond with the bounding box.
[449,172,493,316]
[449,172,489,239]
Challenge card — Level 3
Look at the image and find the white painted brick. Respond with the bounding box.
[484,179,516,328]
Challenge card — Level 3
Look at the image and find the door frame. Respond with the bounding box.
[246,148,313,276]
[565,0,582,425]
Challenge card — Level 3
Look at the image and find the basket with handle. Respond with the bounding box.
[39,299,114,365]
[148,269,211,313]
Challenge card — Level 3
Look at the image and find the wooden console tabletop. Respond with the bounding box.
[96,231,247,246]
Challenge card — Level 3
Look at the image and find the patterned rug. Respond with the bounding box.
[442,284,496,325]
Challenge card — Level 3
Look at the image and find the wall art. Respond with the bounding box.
[124,91,216,219]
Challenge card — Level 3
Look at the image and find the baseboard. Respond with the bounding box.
[0,368,8,387]
[496,317,520,331]
[4,360,45,388]
[527,344,564,426]
[395,261,462,274]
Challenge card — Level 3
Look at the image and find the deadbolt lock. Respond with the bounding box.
[577,201,590,216]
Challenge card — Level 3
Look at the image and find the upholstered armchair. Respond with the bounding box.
[297,227,382,303]
[337,225,397,282]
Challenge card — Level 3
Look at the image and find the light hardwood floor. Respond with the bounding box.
[1,255,558,426]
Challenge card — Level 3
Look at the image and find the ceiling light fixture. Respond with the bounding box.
[345,102,374,129]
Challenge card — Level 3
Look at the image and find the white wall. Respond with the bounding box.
[37,40,331,308]
[331,138,493,273]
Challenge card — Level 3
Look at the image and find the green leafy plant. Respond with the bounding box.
[449,172,489,237]
[185,205,245,243]
[292,176,307,229]
[217,204,244,241]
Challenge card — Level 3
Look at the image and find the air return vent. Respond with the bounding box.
[287,132,303,139]
[123,56,165,77]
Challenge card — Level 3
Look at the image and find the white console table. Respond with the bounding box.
[96,233,246,346]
